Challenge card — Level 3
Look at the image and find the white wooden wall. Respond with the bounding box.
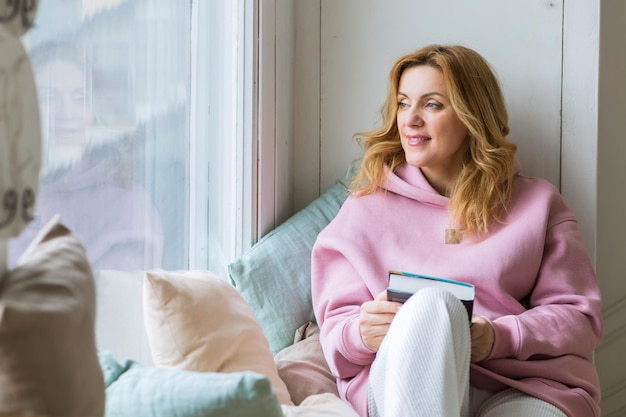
[288,1,625,415]
[319,1,564,192]
[594,2,626,415]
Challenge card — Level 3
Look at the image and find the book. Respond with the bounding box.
[386,270,475,319]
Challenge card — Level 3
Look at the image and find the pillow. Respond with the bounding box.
[95,269,153,365]
[99,351,283,417]
[0,217,105,416]
[142,270,292,405]
[281,393,361,417]
[274,321,339,405]
[228,180,348,354]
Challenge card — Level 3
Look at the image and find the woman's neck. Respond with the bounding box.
[420,167,456,197]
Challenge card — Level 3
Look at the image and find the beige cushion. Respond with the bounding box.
[281,393,360,417]
[275,321,339,405]
[0,218,105,416]
[142,270,293,405]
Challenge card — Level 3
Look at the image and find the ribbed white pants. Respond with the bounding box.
[367,287,567,417]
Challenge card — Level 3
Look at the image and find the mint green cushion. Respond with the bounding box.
[99,351,283,417]
[228,181,348,354]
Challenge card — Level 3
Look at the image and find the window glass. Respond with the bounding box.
[11,0,194,271]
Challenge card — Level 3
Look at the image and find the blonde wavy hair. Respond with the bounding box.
[350,44,517,236]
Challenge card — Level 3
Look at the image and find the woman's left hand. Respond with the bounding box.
[470,315,494,363]
[359,290,402,352]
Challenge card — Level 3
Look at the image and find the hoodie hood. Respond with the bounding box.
[40,143,133,194]
[381,159,522,209]
[381,163,450,208]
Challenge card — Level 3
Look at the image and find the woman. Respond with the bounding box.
[311,44,603,417]
[9,42,163,271]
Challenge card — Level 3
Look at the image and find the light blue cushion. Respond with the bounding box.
[228,180,348,354]
[99,351,283,417]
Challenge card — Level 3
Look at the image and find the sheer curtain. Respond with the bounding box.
[11,0,243,274]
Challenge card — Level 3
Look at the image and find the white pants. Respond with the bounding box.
[367,288,567,417]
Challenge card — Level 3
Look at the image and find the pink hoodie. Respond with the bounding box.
[10,145,164,270]
[311,162,603,417]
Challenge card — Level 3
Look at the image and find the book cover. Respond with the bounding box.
[386,270,475,319]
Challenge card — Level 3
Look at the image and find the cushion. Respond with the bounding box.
[274,322,339,405]
[142,270,292,405]
[228,180,348,354]
[99,351,283,417]
[0,217,105,416]
[95,269,153,365]
[281,393,361,417]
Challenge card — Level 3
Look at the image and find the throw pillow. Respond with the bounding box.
[274,321,339,405]
[281,393,361,417]
[99,350,283,417]
[95,269,153,365]
[142,270,292,405]
[228,180,348,354]
[0,217,105,416]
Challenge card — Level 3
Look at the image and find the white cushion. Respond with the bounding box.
[281,393,360,417]
[95,269,153,365]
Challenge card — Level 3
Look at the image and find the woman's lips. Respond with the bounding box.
[406,135,431,145]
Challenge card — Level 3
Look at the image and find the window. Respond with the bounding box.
[11,0,253,277]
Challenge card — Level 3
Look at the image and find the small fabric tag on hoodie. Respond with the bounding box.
[445,228,463,244]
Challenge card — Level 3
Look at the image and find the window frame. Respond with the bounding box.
[191,0,294,276]
[191,0,294,277]
[190,0,259,276]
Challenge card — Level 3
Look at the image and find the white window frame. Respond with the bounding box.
[238,0,259,256]
[190,0,257,276]
[189,0,210,270]
[190,0,292,277]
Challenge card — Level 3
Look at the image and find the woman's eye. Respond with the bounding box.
[425,101,441,109]
[398,101,409,109]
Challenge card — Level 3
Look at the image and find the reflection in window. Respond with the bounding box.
[11,1,193,271]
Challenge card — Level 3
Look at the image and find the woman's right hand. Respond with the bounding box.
[359,290,402,351]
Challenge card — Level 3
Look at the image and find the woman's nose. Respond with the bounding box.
[406,109,424,126]
[55,94,83,120]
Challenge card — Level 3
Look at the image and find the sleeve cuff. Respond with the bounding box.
[340,315,377,365]
[487,315,520,360]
